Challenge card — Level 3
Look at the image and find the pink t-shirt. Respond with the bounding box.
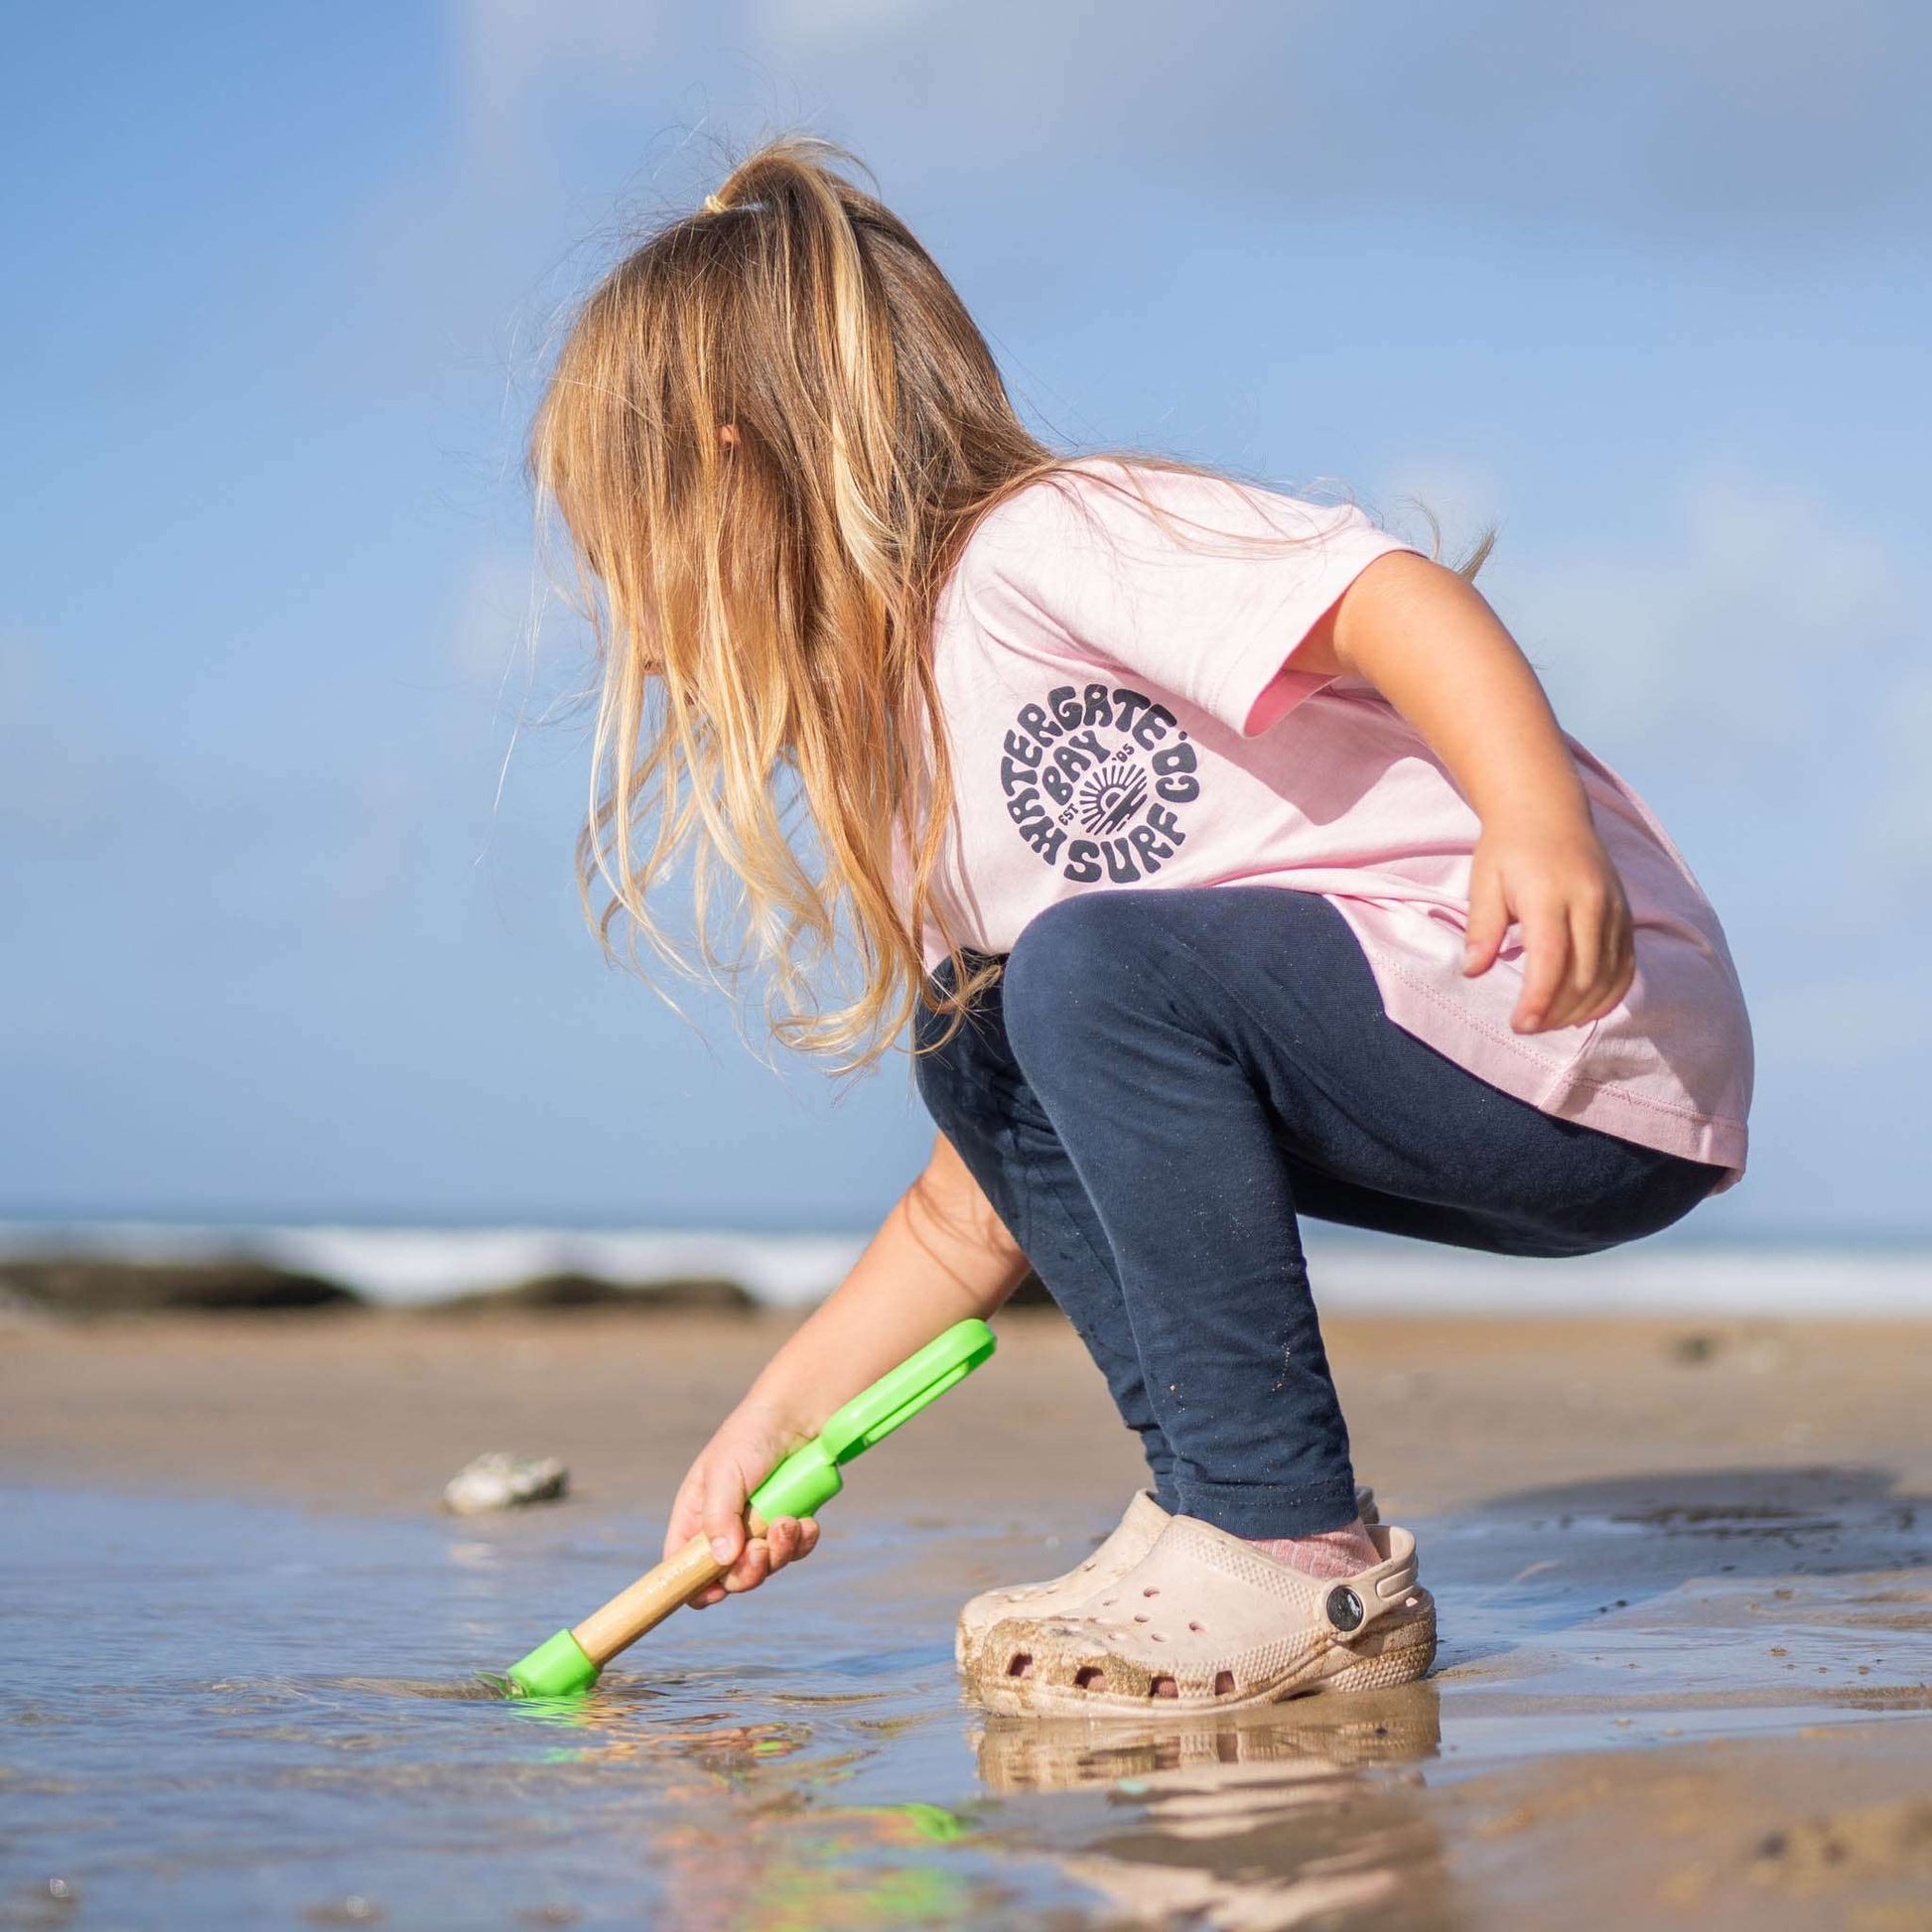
[924,460,1752,1185]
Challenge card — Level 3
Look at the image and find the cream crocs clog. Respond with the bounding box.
[955,1486,1379,1674]
[956,1490,1171,1671]
[965,1512,1434,1717]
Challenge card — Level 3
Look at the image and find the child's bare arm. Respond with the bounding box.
[1296,552,1635,1035]
[663,1132,1029,1604]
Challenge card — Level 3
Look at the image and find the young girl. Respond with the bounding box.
[532,140,1751,1715]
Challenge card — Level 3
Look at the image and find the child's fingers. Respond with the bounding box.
[663,1476,706,1562]
[1538,925,1592,1033]
[720,1538,772,1593]
[1572,914,1636,1027]
[699,1518,820,1604]
[1563,894,1607,1022]
[762,1516,821,1572]
[1511,897,1571,1032]
[1605,918,1637,1011]
[1462,866,1510,978]
[699,1466,750,1567]
[1564,895,1632,1027]
[684,1519,820,1609]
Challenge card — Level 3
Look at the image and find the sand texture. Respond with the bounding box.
[4,1307,1930,1929]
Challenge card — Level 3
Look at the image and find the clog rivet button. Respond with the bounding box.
[1325,1585,1365,1632]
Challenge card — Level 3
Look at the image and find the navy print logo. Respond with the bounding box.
[997,683,1202,884]
[1077,759,1149,835]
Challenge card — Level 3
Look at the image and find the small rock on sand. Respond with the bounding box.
[442,1451,569,1515]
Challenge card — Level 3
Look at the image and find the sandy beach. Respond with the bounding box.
[5,1304,1931,1517]
[5,1304,1931,1927]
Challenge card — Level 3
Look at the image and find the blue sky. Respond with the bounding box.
[1,2,1927,1234]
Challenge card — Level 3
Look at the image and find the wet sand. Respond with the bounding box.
[4,1308,1930,1928]
[6,1306,1930,1517]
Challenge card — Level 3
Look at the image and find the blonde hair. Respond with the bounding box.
[533,137,1063,1066]
[533,137,1483,1070]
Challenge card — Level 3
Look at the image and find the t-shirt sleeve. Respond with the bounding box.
[963,463,1420,738]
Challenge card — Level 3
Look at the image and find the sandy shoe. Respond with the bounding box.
[954,1486,1379,1673]
[956,1490,1169,1670]
[967,1514,1434,1718]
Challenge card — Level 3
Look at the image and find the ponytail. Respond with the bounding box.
[533,137,1046,1066]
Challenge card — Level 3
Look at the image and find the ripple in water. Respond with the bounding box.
[5,1472,1929,1929]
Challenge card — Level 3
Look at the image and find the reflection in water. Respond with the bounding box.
[976,1683,1442,1791]
[976,1688,1453,1931]
[4,1473,1931,1930]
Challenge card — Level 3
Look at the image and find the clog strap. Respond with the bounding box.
[1316,1523,1419,1637]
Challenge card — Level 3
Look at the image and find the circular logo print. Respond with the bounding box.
[994,681,1205,886]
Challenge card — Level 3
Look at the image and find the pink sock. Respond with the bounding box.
[1246,1518,1378,1580]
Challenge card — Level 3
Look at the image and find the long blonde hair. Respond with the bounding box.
[533,137,1484,1070]
[533,137,1056,1066]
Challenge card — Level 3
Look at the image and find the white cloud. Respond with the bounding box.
[1487,475,1908,757]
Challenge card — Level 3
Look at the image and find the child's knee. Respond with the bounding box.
[1002,895,1150,1053]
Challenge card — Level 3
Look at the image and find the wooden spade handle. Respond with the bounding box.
[569,1511,767,1667]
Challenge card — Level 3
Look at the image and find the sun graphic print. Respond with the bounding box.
[995,681,1205,886]
[1076,759,1150,835]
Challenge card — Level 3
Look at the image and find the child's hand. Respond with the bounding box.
[1463,820,1635,1034]
[663,1405,822,1609]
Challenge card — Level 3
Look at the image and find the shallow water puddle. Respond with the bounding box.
[1419,1464,1932,1762]
[0,1488,1078,1929]
[3,1476,1929,1928]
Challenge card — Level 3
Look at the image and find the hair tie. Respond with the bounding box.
[703,193,730,215]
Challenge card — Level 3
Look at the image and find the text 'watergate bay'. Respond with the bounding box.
[998,683,1203,884]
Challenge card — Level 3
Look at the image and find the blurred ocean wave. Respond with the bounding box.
[0,1223,863,1311]
[1,1222,1928,1315]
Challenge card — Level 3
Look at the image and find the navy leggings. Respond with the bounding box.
[914,889,1722,1539]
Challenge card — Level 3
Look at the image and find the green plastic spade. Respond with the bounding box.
[503,1317,997,1697]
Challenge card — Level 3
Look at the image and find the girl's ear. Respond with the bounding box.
[720,424,740,449]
